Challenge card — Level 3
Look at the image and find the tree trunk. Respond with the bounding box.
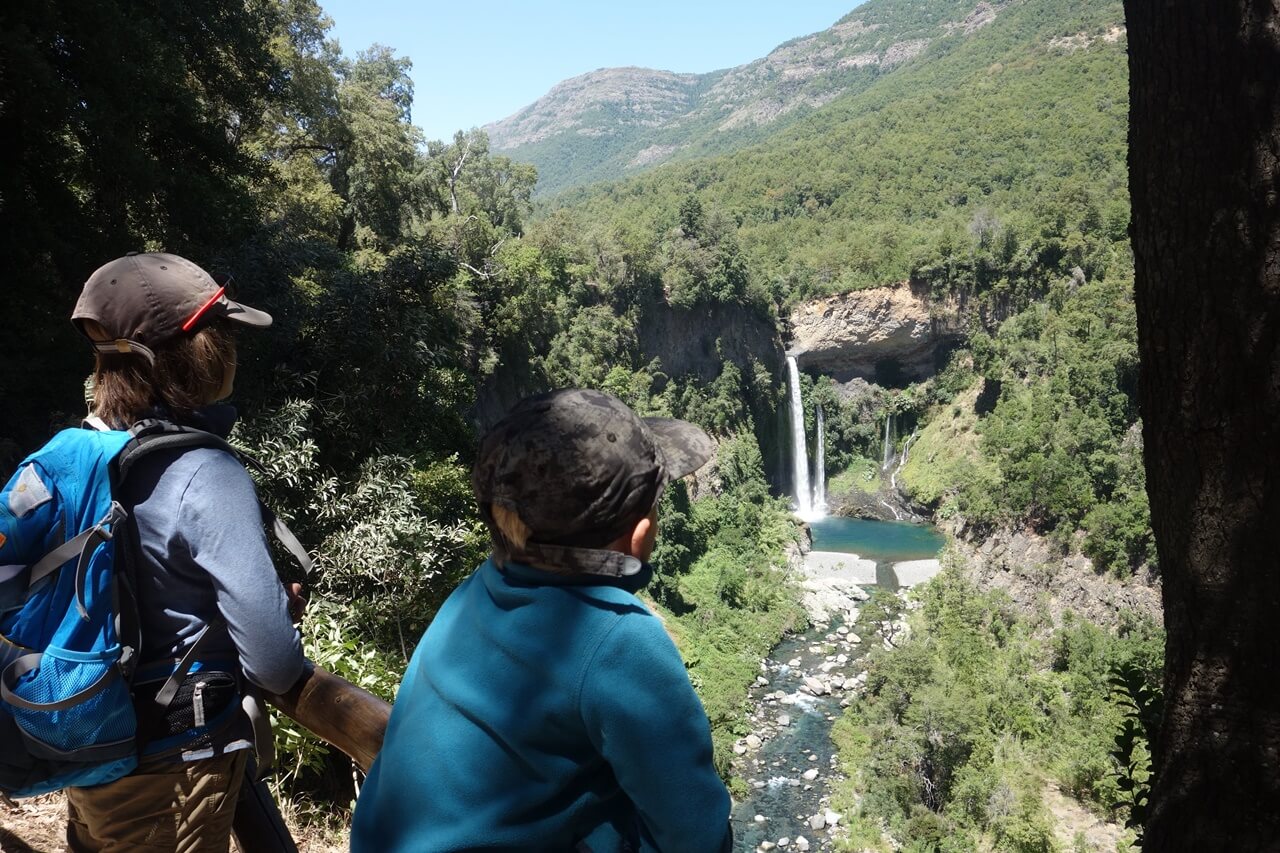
[1125,1,1280,847]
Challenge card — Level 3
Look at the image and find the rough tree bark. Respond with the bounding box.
[1125,1,1280,848]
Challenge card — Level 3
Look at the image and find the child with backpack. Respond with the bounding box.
[0,252,306,851]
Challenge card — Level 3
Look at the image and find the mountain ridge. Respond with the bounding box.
[484,0,1008,195]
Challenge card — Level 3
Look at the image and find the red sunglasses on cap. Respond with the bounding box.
[181,276,232,333]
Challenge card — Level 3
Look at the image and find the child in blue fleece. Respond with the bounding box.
[352,389,732,852]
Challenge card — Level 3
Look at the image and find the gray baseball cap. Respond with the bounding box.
[72,252,272,364]
[473,389,715,574]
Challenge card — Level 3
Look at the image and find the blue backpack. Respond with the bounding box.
[0,420,309,798]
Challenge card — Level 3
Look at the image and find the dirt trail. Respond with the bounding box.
[1,792,347,852]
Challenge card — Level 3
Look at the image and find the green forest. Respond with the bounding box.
[1,0,1168,849]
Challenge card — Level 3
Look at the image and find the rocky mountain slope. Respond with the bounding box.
[486,0,1010,196]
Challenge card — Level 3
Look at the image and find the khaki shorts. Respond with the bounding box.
[65,750,249,852]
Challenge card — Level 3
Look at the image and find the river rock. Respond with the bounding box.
[802,768,819,781]
[794,837,810,851]
[759,844,775,852]
[824,809,842,827]
[787,657,802,668]
[777,838,790,848]
[777,713,791,727]
[809,813,826,830]
[847,633,862,644]
[836,625,849,636]
[745,734,762,749]
[734,743,747,755]
[802,676,827,695]
[754,814,766,823]
[894,558,942,587]
[798,565,872,624]
[756,675,770,686]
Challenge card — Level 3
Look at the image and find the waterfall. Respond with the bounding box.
[814,404,827,512]
[786,356,812,517]
[881,412,894,470]
[890,426,919,493]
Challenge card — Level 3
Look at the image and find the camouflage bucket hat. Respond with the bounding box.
[473,388,715,573]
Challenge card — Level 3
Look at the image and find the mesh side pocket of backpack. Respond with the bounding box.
[6,646,135,753]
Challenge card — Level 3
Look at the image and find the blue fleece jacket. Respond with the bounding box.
[351,558,732,852]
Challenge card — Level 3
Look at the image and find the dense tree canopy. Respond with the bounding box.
[0,0,283,447]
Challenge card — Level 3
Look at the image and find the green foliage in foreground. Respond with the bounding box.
[829,568,1161,851]
[271,598,403,802]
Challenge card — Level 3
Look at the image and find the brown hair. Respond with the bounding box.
[487,502,656,571]
[489,504,533,565]
[83,320,236,427]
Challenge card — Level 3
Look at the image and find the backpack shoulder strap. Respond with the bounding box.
[114,419,241,484]
[115,420,313,579]
[110,419,313,709]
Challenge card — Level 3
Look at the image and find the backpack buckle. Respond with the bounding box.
[129,419,183,439]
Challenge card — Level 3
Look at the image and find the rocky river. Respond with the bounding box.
[730,614,872,852]
[729,517,943,852]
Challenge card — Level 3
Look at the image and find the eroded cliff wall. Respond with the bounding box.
[788,281,963,384]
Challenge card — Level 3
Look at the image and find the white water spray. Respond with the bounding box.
[881,412,894,470]
[814,404,827,513]
[786,356,813,518]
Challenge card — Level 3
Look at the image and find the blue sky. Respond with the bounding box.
[320,0,865,143]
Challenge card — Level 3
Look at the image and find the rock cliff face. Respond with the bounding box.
[787,281,962,384]
[475,300,790,484]
[485,68,700,151]
[637,301,781,383]
[639,301,790,487]
[944,520,1163,628]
